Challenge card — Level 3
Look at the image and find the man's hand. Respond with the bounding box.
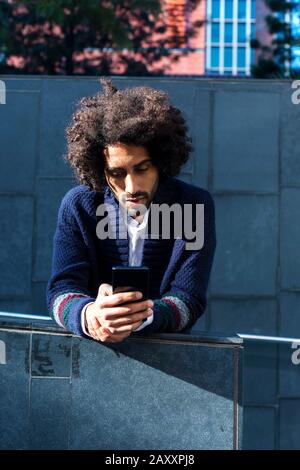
[85,283,153,342]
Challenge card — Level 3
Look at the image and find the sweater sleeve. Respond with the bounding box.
[46,190,96,338]
[134,190,216,335]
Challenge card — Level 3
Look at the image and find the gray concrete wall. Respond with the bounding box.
[0,76,299,449]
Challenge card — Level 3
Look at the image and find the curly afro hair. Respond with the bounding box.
[65,77,193,192]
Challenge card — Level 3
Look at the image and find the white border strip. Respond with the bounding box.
[219,0,225,74]
[245,0,252,75]
[232,0,238,75]
[206,0,212,71]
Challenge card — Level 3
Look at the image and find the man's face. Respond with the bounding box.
[103,143,159,212]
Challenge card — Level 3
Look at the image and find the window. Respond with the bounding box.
[224,47,233,67]
[238,47,246,67]
[251,0,256,20]
[225,23,233,43]
[211,22,220,43]
[212,0,220,18]
[238,0,247,20]
[206,0,255,76]
[211,47,219,67]
[238,23,246,43]
[225,0,233,19]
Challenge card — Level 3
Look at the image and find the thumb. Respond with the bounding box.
[98,283,113,297]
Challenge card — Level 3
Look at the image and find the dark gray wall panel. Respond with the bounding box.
[279,399,300,450]
[280,188,300,290]
[279,343,300,397]
[210,195,278,296]
[280,292,300,337]
[0,90,40,193]
[0,195,34,298]
[33,178,75,281]
[210,299,277,336]
[213,91,279,192]
[281,86,300,187]
[243,342,277,405]
[243,406,276,450]
[38,79,100,178]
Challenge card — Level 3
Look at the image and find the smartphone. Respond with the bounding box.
[112,266,149,301]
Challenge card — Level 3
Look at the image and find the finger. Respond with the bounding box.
[98,283,113,297]
[87,325,104,341]
[86,315,111,341]
[101,300,152,321]
[98,291,143,308]
[86,315,101,334]
[105,308,153,328]
[121,299,153,315]
[131,319,144,331]
[94,327,113,342]
[108,317,148,334]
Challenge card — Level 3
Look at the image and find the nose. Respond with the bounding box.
[125,174,138,196]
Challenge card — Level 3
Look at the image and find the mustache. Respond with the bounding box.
[125,193,148,199]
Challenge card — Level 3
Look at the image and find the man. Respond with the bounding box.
[46,77,216,343]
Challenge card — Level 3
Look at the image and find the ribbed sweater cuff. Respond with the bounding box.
[51,292,96,338]
[131,302,170,335]
[68,296,96,337]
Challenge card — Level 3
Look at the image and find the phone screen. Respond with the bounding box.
[112,266,149,301]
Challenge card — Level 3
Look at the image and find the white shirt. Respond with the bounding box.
[127,208,149,266]
[81,208,154,335]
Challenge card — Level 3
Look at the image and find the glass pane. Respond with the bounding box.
[212,0,220,18]
[225,0,233,19]
[211,22,220,43]
[238,0,247,19]
[251,48,255,65]
[292,4,300,39]
[251,0,256,19]
[224,47,233,67]
[238,23,246,43]
[225,23,233,43]
[292,47,300,69]
[251,22,256,39]
[238,47,246,67]
[211,47,219,67]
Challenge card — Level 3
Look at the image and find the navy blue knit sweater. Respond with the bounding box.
[46,177,216,338]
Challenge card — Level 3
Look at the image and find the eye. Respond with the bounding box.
[109,170,125,178]
[135,165,149,173]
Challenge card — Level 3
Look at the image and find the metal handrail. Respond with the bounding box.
[0,312,299,344]
[238,334,300,344]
